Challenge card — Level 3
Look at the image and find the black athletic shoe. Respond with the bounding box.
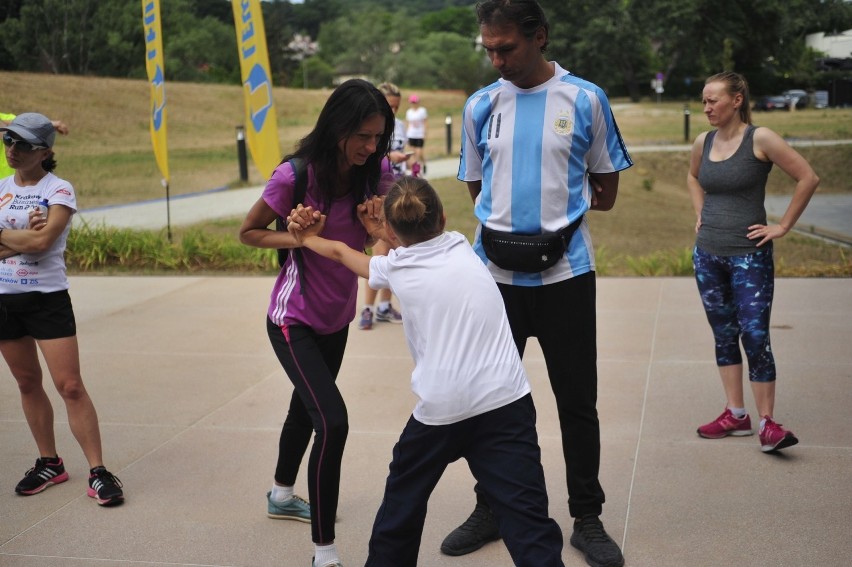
[15,457,70,495]
[570,515,624,567]
[87,466,124,506]
[439,502,501,556]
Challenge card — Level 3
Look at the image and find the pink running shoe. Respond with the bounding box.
[697,408,753,439]
[15,457,69,495]
[759,417,799,452]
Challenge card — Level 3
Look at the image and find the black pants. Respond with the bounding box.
[476,272,605,519]
[366,394,564,567]
[267,318,349,544]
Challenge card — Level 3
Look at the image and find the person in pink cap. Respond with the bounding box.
[405,94,428,176]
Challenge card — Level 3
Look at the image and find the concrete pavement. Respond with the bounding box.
[1,276,850,566]
[5,146,848,566]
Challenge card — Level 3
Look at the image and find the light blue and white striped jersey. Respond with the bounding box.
[458,62,632,286]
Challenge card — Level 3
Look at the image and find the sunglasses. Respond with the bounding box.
[2,133,47,152]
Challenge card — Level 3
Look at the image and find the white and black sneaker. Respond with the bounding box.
[87,466,124,506]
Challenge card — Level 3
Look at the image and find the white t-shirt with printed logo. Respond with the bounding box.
[0,172,77,293]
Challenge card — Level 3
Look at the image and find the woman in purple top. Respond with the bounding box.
[239,79,394,567]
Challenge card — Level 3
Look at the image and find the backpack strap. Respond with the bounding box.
[276,158,309,293]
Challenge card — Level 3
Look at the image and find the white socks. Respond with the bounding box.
[378,300,390,311]
[270,484,294,502]
[314,543,339,567]
[729,407,747,419]
[273,486,338,565]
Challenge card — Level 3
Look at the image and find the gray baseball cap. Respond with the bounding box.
[0,112,56,148]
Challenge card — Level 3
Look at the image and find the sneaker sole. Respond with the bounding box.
[15,471,70,495]
[440,534,501,557]
[87,488,125,506]
[570,534,625,567]
[761,434,799,453]
[267,511,311,523]
[697,428,753,439]
[375,318,402,324]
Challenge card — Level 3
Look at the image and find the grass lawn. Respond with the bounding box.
[2,71,849,276]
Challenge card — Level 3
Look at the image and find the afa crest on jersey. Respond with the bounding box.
[553,111,573,136]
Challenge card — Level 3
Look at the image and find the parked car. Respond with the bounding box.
[783,89,808,109]
[813,90,829,109]
[754,95,790,111]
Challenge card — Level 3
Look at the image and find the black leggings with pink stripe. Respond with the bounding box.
[267,318,349,544]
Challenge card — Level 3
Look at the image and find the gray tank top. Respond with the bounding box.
[696,125,773,256]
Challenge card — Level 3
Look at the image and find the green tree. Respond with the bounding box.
[162,2,238,83]
[318,9,414,79]
[290,55,335,88]
[89,1,147,78]
[0,0,239,81]
[2,0,848,97]
[420,6,479,38]
[627,0,852,96]
[294,0,346,38]
[0,0,100,74]
[539,0,651,100]
[262,0,299,86]
[394,31,493,93]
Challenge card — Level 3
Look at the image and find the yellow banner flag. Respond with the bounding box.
[232,0,281,181]
[142,0,169,183]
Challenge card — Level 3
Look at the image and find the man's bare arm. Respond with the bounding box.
[589,172,619,211]
[467,180,482,203]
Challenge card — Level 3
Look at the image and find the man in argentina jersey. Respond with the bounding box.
[443,2,632,567]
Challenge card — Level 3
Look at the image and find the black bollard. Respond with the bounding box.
[445,115,452,156]
[683,105,691,143]
[236,125,248,183]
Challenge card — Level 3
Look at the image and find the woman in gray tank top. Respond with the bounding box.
[686,71,820,453]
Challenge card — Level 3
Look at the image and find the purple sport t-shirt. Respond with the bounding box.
[263,160,392,335]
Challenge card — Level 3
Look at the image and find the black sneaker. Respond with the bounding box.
[439,502,501,556]
[87,466,124,506]
[15,457,70,495]
[570,515,624,567]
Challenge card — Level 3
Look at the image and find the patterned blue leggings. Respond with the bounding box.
[693,246,776,382]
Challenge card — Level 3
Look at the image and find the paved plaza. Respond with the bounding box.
[4,153,851,566]
[1,276,850,566]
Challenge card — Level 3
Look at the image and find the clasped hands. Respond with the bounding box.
[286,195,386,245]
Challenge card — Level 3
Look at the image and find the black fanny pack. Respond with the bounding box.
[480,216,583,273]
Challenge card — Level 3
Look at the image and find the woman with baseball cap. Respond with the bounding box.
[0,111,68,178]
[0,112,124,506]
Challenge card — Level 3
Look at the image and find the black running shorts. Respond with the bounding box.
[0,289,77,340]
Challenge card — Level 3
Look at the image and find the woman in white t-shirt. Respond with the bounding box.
[404,94,428,175]
[0,113,124,506]
[288,176,564,566]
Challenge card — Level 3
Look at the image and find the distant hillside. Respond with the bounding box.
[0,71,467,207]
